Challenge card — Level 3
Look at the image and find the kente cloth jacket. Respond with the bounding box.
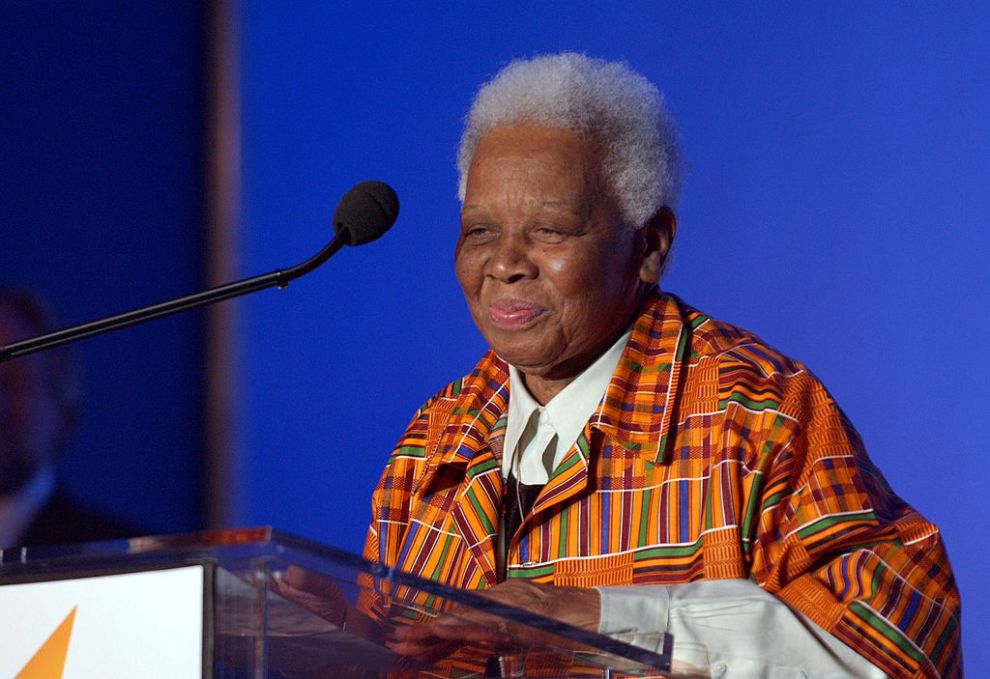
[362,290,961,678]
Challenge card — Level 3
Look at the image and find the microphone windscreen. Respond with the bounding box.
[332,180,400,246]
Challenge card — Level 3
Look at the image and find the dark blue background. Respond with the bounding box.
[0,3,203,533]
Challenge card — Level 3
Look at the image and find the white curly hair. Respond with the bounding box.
[456,52,681,228]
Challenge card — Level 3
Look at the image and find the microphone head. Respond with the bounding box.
[332,180,399,246]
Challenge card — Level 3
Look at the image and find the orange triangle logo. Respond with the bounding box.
[16,606,77,679]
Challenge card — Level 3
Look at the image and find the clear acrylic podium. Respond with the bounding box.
[0,527,685,678]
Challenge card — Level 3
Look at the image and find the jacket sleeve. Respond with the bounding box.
[358,384,462,619]
[748,371,961,678]
[362,402,430,565]
[357,396,434,618]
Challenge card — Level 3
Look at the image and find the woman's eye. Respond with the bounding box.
[462,224,496,242]
[533,226,567,242]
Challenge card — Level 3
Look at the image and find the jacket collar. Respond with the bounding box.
[590,290,689,465]
[420,289,688,484]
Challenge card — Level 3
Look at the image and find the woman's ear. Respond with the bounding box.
[638,206,676,284]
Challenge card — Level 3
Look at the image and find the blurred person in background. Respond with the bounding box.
[0,287,140,549]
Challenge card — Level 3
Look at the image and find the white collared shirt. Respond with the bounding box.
[503,329,630,483]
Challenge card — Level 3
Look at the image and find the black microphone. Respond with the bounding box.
[333,180,399,246]
[279,180,399,281]
[0,180,400,363]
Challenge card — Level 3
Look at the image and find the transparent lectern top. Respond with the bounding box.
[0,527,689,678]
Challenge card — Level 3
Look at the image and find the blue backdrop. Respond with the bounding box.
[237,3,988,672]
[2,2,983,674]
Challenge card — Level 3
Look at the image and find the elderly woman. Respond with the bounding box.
[370,54,959,677]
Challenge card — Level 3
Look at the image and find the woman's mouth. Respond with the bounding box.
[488,299,546,329]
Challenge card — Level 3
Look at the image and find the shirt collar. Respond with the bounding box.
[503,329,632,481]
[420,290,691,482]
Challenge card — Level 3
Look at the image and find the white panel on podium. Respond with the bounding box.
[0,564,204,678]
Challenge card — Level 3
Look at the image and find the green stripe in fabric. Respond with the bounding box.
[638,488,653,546]
[931,614,958,664]
[465,488,494,534]
[620,358,643,374]
[870,560,887,599]
[718,393,781,411]
[634,539,703,560]
[675,327,689,362]
[507,565,554,579]
[466,458,499,479]
[576,433,590,458]
[655,432,669,463]
[550,452,581,480]
[761,490,788,510]
[689,314,709,330]
[796,510,876,540]
[558,510,569,555]
[849,601,925,664]
[740,473,764,554]
[396,607,421,621]
[429,534,453,581]
[655,324,688,465]
[394,445,426,458]
[703,473,714,531]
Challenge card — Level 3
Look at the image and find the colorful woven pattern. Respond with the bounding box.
[363,291,960,678]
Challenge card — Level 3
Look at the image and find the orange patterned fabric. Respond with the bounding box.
[363,290,960,677]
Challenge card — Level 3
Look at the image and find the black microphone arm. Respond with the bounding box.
[0,180,399,364]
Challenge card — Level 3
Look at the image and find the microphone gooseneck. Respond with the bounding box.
[0,181,399,363]
[278,180,399,283]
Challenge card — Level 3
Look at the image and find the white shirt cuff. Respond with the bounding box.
[595,580,889,678]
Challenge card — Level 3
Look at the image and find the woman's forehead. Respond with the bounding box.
[464,126,605,208]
